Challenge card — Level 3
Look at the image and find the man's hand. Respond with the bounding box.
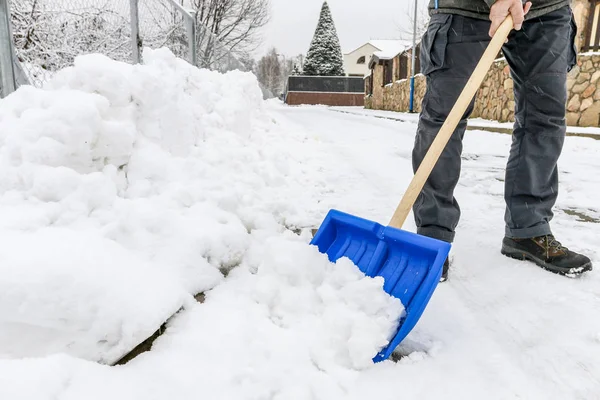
[489,0,532,37]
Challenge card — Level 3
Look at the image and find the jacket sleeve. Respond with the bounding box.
[484,0,496,6]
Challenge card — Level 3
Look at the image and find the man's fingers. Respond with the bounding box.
[489,18,503,37]
[488,0,531,37]
[509,2,525,30]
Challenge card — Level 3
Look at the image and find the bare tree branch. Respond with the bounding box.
[396,1,429,41]
[191,0,269,63]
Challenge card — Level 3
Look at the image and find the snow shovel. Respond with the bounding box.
[311,16,515,363]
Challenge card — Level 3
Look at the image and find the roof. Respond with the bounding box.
[345,39,411,58]
[369,40,412,58]
[367,39,423,69]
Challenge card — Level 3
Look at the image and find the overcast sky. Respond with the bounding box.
[258,0,424,58]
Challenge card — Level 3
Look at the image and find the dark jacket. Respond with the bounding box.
[428,0,571,20]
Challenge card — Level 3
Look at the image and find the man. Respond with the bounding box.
[413,0,593,281]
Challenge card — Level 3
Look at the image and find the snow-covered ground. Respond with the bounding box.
[329,105,600,138]
[1,50,599,399]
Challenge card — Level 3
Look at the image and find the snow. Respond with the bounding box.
[0,47,363,364]
[1,47,600,399]
[346,40,411,59]
[0,228,185,364]
[0,236,402,399]
[373,49,404,60]
[369,40,414,61]
[368,40,411,56]
[267,105,600,398]
[330,106,600,137]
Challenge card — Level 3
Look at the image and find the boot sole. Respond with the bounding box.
[501,244,593,277]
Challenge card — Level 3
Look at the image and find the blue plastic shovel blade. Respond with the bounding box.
[310,209,451,363]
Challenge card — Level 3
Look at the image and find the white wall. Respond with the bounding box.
[343,43,379,77]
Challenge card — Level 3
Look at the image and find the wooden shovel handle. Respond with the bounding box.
[389,15,514,229]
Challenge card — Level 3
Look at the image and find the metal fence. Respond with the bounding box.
[9,0,134,88]
[0,0,17,96]
[0,0,266,98]
[138,0,196,65]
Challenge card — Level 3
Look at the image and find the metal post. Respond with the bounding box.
[129,0,141,64]
[166,0,197,67]
[409,0,418,113]
[0,0,17,97]
[187,11,197,67]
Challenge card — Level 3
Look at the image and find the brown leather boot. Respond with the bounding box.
[501,235,592,276]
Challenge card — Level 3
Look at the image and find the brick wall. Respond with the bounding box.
[286,92,364,107]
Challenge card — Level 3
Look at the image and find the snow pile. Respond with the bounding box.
[216,236,404,370]
[0,228,184,364]
[0,46,399,374]
[140,236,404,399]
[0,47,330,363]
[0,236,404,400]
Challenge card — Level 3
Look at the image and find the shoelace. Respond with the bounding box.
[546,235,566,252]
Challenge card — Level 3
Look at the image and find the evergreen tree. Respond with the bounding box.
[302,1,345,76]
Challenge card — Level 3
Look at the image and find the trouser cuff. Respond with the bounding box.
[505,223,552,239]
[417,227,455,243]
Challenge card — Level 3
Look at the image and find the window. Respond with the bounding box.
[357,56,366,64]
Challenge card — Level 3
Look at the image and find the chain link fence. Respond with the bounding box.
[0,0,270,98]
[139,0,194,63]
[10,0,133,87]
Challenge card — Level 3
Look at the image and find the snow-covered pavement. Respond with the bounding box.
[328,105,600,138]
[1,52,599,399]
[274,104,600,398]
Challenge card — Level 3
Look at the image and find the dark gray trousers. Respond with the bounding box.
[412,6,578,243]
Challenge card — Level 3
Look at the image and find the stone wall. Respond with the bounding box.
[365,54,600,127]
[471,62,515,122]
[364,67,426,113]
[566,57,600,127]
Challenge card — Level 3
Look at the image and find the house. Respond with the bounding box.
[365,0,600,127]
[343,40,410,77]
[365,42,421,93]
